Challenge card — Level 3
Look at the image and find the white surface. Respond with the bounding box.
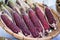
[0,27,13,38]
[44,0,56,6]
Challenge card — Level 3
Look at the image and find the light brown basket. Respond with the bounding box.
[0,4,60,40]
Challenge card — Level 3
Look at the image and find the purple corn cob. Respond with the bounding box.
[22,12,40,38]
[45,7,56,30]
[1,14,20,33]
[12,12,30,36]
[35,5,50,32]
[28,8,43,32]
[45,7,56,24]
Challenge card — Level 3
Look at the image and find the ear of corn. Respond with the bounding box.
[45,7,57,30]
[1,14,20,33]
[45,7,56,24]
[12,12,31,36]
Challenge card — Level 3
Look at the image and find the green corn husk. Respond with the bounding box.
[8,0,16,5]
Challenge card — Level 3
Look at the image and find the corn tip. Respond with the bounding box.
[52,23,57,30]
[18,32,25,37]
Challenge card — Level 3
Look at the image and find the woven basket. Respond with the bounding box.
[0,4,60,40]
